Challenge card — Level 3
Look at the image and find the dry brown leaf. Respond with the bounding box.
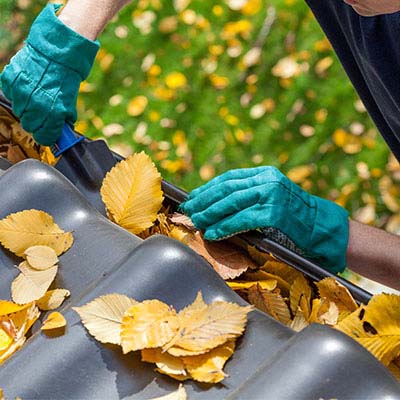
[169,213,195,231]
[182,340,235,383]
[289,308,309,332]
[246,245,276,265]
[247,284,291,325]
[316,277,357,313]
[290,275,312,318]
[41,312,66,331]
[187,232,256,279]
[164,296,252,353]
[24,245,58,270]
[0,210,73,256]
[100,152,164,234]
[11,262,58,304]
[121,300,180,353]
[149,385,187,400]
[73,294,137,345]
[36,289,71,311]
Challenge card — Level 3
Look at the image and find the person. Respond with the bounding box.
[1,0,400,289]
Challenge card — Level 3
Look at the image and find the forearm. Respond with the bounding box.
[58,0,132,40]
[346,220,400,290]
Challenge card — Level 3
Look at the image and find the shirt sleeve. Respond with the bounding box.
[305,0,400,161]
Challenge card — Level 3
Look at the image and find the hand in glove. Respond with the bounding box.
[181,166,349,274]
[0,4,99,145]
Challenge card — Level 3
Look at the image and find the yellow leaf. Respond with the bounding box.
[227,279,277,291]
[0,303,40,364]
[100,152,164,235]
[182,340,235,383]
[0,301,30,316]
[164,296,252,353]
[149,385,187,400]
[308,298,339,326]
[121,300,180,353]
[73,294,137,345]
[11,262,58,304]
[0,210,73,256]
[290,275,312,318]
[261,260,303,285]
[242,270,290,295]
[142,347,187,377]
[247,284,291,325]
[41,311,66,331]
[316,277,357,313]
[0,329,12,351]
[24,245,58,270]
[36,289,71,311]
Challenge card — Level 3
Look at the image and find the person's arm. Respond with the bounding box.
[347,220,400,290]
[58,0,132,40]
[1,1,133,145]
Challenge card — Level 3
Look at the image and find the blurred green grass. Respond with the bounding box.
[2,0,400,234]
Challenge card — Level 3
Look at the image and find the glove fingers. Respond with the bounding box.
[190,183,276,230]
[202,203,277,241]
[187,166,269,200]
[182,167,276,215]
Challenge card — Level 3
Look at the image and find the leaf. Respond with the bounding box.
[164,297,252,353]
[121,300,180,353]
[316,277,357,313]
[149,385,187,400]
[187,232,257,279]
[242,270,290,295]
[182,340,235,383]
[142,347,187,377]
[36,289,71,311]
[261,260,303,285]
[0,301,31,316]
[0,210,73,256]
[24,245,58,270]
[41,312,66,331]
[100,152,164,234]
[289,308,309,332]
[11,262,58,304]
[290,275,312,318]
[73,294,137,345]
[169,212,195,231]
[247,284,291,325]
[227,279,277,291]
[308,298,339,326]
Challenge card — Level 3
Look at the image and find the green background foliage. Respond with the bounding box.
[1,0,399,237]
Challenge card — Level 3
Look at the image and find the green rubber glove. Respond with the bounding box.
[181,166,349,274]
[0,4,99,146]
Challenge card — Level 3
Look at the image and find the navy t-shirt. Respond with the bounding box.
[305,0,400,161]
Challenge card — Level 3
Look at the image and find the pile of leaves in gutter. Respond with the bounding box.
[0,111,400,389]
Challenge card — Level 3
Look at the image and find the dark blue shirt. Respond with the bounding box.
[306,0,400,161]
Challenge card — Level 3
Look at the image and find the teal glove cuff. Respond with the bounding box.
[0,4,99,145]
[307,196,349,274]
[27,4,99,80]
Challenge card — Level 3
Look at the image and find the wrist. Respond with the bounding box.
[58,0,132,40]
